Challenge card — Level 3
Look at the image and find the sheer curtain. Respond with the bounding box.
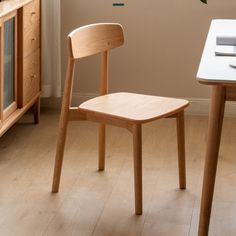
[41,0,61,97]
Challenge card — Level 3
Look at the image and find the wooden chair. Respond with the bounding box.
[51,23,189,215]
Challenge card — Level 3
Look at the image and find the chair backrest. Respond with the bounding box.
[65,23,124,98]
[68,23,124,59]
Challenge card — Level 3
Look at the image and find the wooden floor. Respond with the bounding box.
[1,109,236,236]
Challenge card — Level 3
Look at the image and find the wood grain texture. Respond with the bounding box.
[98,51,109,171]
[0,0,33,18]
[2,112,236,235]
[23,21,40,58]
[68,23,124,58]
[0,92,40,137]
[226,86,236,101]
[52,58,75,193]
[80,92,189,123]
[198,86,226,236]
[3,102,17,121]
[23,0,40,31]
[17,0,41,107]
[22,49,40,105]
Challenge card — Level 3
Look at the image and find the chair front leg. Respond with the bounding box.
[98,124,106,171]
[176,110,186,189]
[132,124,143,215]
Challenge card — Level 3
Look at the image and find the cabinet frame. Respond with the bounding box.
[0,0,41,137]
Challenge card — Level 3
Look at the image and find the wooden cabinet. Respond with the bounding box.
[18,0,40,107]
[0,0,41,137]
[21,49,40,105]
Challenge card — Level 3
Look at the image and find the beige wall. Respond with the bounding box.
[61,0,236,99]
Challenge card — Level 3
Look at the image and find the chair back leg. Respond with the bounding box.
[98,124,106,170]
[52,58,75,193]
[98,52,108,171]
[132,124,143,215]
[176,110,186,189]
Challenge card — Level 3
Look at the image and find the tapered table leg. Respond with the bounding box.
[198,85,226,236]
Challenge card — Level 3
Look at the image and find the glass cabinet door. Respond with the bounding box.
[4,17,15,109]
[2,12,17,120]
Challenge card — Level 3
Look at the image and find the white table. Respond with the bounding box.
[197,19,236,236]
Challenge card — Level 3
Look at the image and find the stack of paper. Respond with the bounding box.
[215,36,236,56]
[216,36,236,46]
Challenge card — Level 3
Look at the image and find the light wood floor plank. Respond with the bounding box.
[1,109,236,235]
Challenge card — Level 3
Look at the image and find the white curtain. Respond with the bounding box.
[41,0,61,97]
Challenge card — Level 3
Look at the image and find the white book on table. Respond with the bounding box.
[215,45,236,56]
[216,35,236,46]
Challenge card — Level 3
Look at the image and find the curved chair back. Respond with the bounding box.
[68,23,124,59]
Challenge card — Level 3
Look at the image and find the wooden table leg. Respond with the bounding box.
[33,97,40,124]
[198,85,226,236]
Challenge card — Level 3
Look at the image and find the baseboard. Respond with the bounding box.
[71,92,97,106]
[185,98,210,116]
[41,93,236,117]
[186,98,236,117]
[40,92,97,109]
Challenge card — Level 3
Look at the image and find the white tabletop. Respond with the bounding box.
[197,19,236,85]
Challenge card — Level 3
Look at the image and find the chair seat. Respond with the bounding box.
[79,92,189,123]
